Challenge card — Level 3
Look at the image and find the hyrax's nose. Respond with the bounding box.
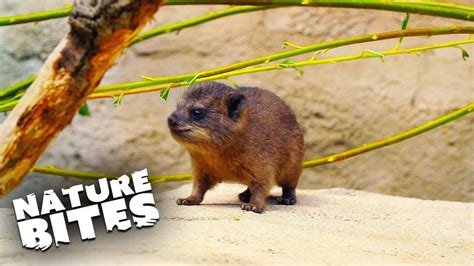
[168,113,179,127]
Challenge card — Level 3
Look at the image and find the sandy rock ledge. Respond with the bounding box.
[0,184,472,264]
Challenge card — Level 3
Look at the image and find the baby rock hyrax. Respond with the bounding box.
[168,82,304,213]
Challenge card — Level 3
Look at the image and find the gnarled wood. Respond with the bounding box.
[0,0,163,196]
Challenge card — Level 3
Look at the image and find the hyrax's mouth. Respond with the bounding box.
[170,127,194,142]
[170,126,193,135]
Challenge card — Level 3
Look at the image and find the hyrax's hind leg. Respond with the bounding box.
[238,187,251,203]
[276,165,300,205]
[277,187,297,205]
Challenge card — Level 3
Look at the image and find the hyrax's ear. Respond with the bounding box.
[226,93,246,120]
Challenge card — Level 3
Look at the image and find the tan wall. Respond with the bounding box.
[0,1,472,204]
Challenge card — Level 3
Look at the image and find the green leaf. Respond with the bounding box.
[278,59,295,68]
[363,49,384,58]
[294,67,304,76]
[12,92,25,101]
[277,59,303,75]
[78,103,91,116]
[111,88,130,107]
[113,98,121,107]
[185,74,201,87]
[160,87,171,100]
[402,13,410,30]
[112,94,124,108]
[363,49,385,62]
[280,59,294,65]
[460,47,469,61]
[310,50,323,60]
[282,40,302,49]
[226,78,240,89]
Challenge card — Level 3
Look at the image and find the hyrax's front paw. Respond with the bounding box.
[240,203,264,213]
[176,197,202,206]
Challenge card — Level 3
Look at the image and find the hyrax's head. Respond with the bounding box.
[168,82,247,150]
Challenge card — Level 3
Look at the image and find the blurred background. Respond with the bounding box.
[0,0,472,206]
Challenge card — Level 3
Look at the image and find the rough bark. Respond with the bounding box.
[0,0,163,196]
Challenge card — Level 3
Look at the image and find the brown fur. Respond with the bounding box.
[168,82,304,213]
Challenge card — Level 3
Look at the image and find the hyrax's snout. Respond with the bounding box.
[167,113,179,128]
[168,111,192,135]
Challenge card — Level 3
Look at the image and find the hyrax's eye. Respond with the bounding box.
[190,108,206,120]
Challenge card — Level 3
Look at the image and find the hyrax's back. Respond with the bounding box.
[238,86,304,188]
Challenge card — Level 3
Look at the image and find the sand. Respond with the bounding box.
[0,183,472,264]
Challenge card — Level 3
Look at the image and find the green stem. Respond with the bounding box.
[32,165,113,180]
[0,6,72,26]
[93,26,474,93]
[1,26,472,112]
[30,103,474,183]
[87,39,474,98]
[31,165,192,184]
[304,102,474,168]
[206,39,474,78]
[166,0,474,21]
[1,0,473,26]
[130,6,271,46]
[0,76,36,98]
[0,100,19,111]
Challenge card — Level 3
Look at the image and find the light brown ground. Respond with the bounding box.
[1,184,472,264]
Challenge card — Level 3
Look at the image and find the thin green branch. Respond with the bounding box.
[0,76,35,98]
[1,0,473,26]
[1,26,472,112]
[31,165,192,184]
[73,39,474,99]
[77,25,474,94]
[0,5,72,26]
[29,102,474,183]
[130,6,270,46]
[237,39,474,72]
[32,165,113,180]
[304,102,474,168]
[0,100,19,112]
[167,0,474,22]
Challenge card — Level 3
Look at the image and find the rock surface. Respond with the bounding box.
[1,184,472,264]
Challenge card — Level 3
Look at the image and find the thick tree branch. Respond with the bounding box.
[0,0,163,196]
